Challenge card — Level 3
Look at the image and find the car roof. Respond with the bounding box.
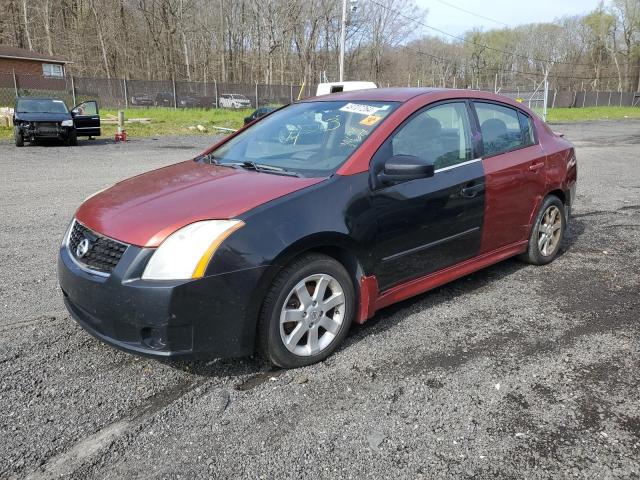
[300,87,529,109]
[302,87,446,103]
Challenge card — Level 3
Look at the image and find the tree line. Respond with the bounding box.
[0,0,638,92]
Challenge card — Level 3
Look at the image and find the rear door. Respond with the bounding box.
[370,100,485,291]
[72,100,101,137]
[471,101,547,252]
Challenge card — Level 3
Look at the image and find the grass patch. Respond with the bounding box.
[0,126,11,140]
[100,107,252,138]
[546,106,640,123]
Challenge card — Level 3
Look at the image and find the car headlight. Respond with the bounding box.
[61,119,74,127]
[141,220,244,280]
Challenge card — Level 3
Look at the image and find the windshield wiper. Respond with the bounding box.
[238,160,300,177]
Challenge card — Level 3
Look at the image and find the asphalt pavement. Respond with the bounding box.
[0,121,639,479]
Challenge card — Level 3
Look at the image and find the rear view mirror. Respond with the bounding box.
[378,155,434,184]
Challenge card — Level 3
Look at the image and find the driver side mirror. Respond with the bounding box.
[378,154,434,185]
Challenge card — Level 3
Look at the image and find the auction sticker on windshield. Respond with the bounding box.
[359,114,383,126]
[339,103,381,116]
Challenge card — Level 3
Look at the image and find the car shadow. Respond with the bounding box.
[21,137,114,147]
[165,216,588,380]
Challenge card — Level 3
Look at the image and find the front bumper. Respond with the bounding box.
[58,243,267,359]
[18,124,73,140]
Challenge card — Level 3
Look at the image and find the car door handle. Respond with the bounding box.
[529,162,544,172]
[461,183,484,198]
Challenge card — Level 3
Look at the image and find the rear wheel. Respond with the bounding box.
[258,253,355,368]
[519,195,565,265]
[14,128,24,147]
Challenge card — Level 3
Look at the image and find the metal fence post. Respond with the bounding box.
[595,90,599,107]
[214,80,218,108]
[542,76,549,121]
[255,83,259,109]
[123,78,128,109]
[608,91,612,106]
[12,69,18,98]
[71,75,77,106]
[172,76,177,109]
[290,83,293,103]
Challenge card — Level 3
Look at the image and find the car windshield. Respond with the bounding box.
[211,100,399,176]
[17,98,68,114]
[231,95,247,100]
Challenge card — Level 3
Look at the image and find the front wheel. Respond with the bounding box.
[258,253,355,368]
[14,128,24,147]
[67,131,78,146]
[519,195,566,265]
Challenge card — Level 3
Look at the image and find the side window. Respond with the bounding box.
[474,102,524,156]
[74,101,98,116]
[391,102,473,170]
[518,111,535,146]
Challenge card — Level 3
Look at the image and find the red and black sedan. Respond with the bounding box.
[58,88,576,368]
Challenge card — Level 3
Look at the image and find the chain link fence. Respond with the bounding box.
[0,72,317,110]
[1,72,639,111]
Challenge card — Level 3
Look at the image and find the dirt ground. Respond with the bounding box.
[0,120,639,479]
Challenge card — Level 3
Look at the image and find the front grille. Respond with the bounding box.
[35,122,59,135]
[68,221,128,275]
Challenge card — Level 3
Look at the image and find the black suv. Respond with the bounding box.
[13,97,101,147]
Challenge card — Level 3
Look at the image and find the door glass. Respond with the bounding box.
[75,101,98,116]
[518,111,535,146]
[391,102,473,170]
[474,102,525,156]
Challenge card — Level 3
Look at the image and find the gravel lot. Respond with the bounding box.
[1,121,639,479]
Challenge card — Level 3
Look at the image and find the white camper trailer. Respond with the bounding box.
[315,81,377,96]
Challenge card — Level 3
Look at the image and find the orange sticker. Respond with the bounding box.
[360,115,382,126]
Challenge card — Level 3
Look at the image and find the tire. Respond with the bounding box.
[258,253,355,368]
[519,195,566,265]
[14,128,24,147]
[67,131,78,146]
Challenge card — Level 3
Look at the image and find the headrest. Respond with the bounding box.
[481,118,507,140]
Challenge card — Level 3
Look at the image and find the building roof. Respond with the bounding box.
[0,45,71,64]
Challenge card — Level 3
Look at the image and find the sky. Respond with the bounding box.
[413,0,604,36]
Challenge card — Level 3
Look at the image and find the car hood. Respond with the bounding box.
[15,112,72,122]
[75,160,324,247]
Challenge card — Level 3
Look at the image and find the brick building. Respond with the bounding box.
[0,45,70,77]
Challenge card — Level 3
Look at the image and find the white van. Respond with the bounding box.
[315,81,377,96]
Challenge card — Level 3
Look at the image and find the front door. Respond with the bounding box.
[72,100,101,137]
[370,101,485,291]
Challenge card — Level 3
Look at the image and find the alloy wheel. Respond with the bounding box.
[538,205,562,256]
[279,274,346,357]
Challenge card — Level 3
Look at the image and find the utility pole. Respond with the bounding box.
[542,66,550,122]
[339,0,347,82]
